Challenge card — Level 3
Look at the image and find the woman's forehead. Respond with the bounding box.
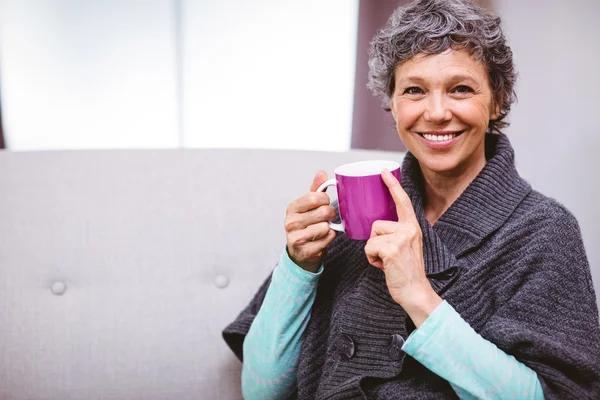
[395,49,488,81]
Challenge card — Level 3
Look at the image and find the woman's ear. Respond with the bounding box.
[490,95,502,120]
[390,98,397,121]
[490,104,501,120]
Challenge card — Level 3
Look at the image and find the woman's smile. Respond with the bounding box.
[416,129,466,149]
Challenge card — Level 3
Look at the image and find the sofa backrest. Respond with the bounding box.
[0,148,405,400]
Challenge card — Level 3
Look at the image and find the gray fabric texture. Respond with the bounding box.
[0,147,404,400]
[223,133,600,399]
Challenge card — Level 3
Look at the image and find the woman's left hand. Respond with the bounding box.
[364,169,442,327]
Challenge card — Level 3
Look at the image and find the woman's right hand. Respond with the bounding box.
[284,170,337,273]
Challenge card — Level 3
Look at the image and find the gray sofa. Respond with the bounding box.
[0,148,404,400]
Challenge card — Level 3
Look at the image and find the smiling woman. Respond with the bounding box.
[392,52,494,166]
[389,50,498,223]
[223,0,600,399]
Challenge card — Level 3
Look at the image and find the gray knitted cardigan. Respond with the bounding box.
[224,133,600,399]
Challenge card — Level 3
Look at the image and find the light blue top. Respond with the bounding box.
[403,299,544,399]
[241,248,324,400]
[241,248,545,399]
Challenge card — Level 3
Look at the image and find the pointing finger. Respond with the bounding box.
[381,169,415,222]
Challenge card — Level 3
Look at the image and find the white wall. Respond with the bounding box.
[0,0,358,152]
[496,0,600,295]
[0,0,179,150]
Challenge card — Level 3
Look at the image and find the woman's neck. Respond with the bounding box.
[421,156,486,225]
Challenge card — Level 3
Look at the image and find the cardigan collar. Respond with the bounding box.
[401,133,532,275]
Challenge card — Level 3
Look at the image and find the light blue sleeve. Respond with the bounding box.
[402,300,545,399]
[241,247,322,400]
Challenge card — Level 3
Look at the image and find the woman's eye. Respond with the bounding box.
[403,87,424,95]
[453,85,473,94]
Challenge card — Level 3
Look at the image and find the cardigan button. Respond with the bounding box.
[337,334,355,361]
[388,334,405,361]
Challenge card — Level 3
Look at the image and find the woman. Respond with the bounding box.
[224,0,600,398]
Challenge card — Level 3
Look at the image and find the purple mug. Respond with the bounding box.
[317,160,401,240]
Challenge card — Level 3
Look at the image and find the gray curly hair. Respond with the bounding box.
[368,0,516,134]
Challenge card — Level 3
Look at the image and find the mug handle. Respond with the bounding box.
[316,178,345,233]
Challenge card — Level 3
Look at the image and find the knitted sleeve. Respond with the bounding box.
[480,200,600,399]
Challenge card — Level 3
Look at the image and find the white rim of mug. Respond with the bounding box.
[334,160,400,177]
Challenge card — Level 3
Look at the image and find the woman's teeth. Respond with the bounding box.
[422,133,457,141]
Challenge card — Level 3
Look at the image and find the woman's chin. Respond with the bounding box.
[416,153,462,175]
[421,161,460,176]
[417,149,487,179]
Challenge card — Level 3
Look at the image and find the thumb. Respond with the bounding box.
[310,170,329,192]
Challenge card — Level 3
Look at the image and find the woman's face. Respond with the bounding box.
[390,49,498,178]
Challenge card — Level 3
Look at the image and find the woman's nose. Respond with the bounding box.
[423,93,452,123]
